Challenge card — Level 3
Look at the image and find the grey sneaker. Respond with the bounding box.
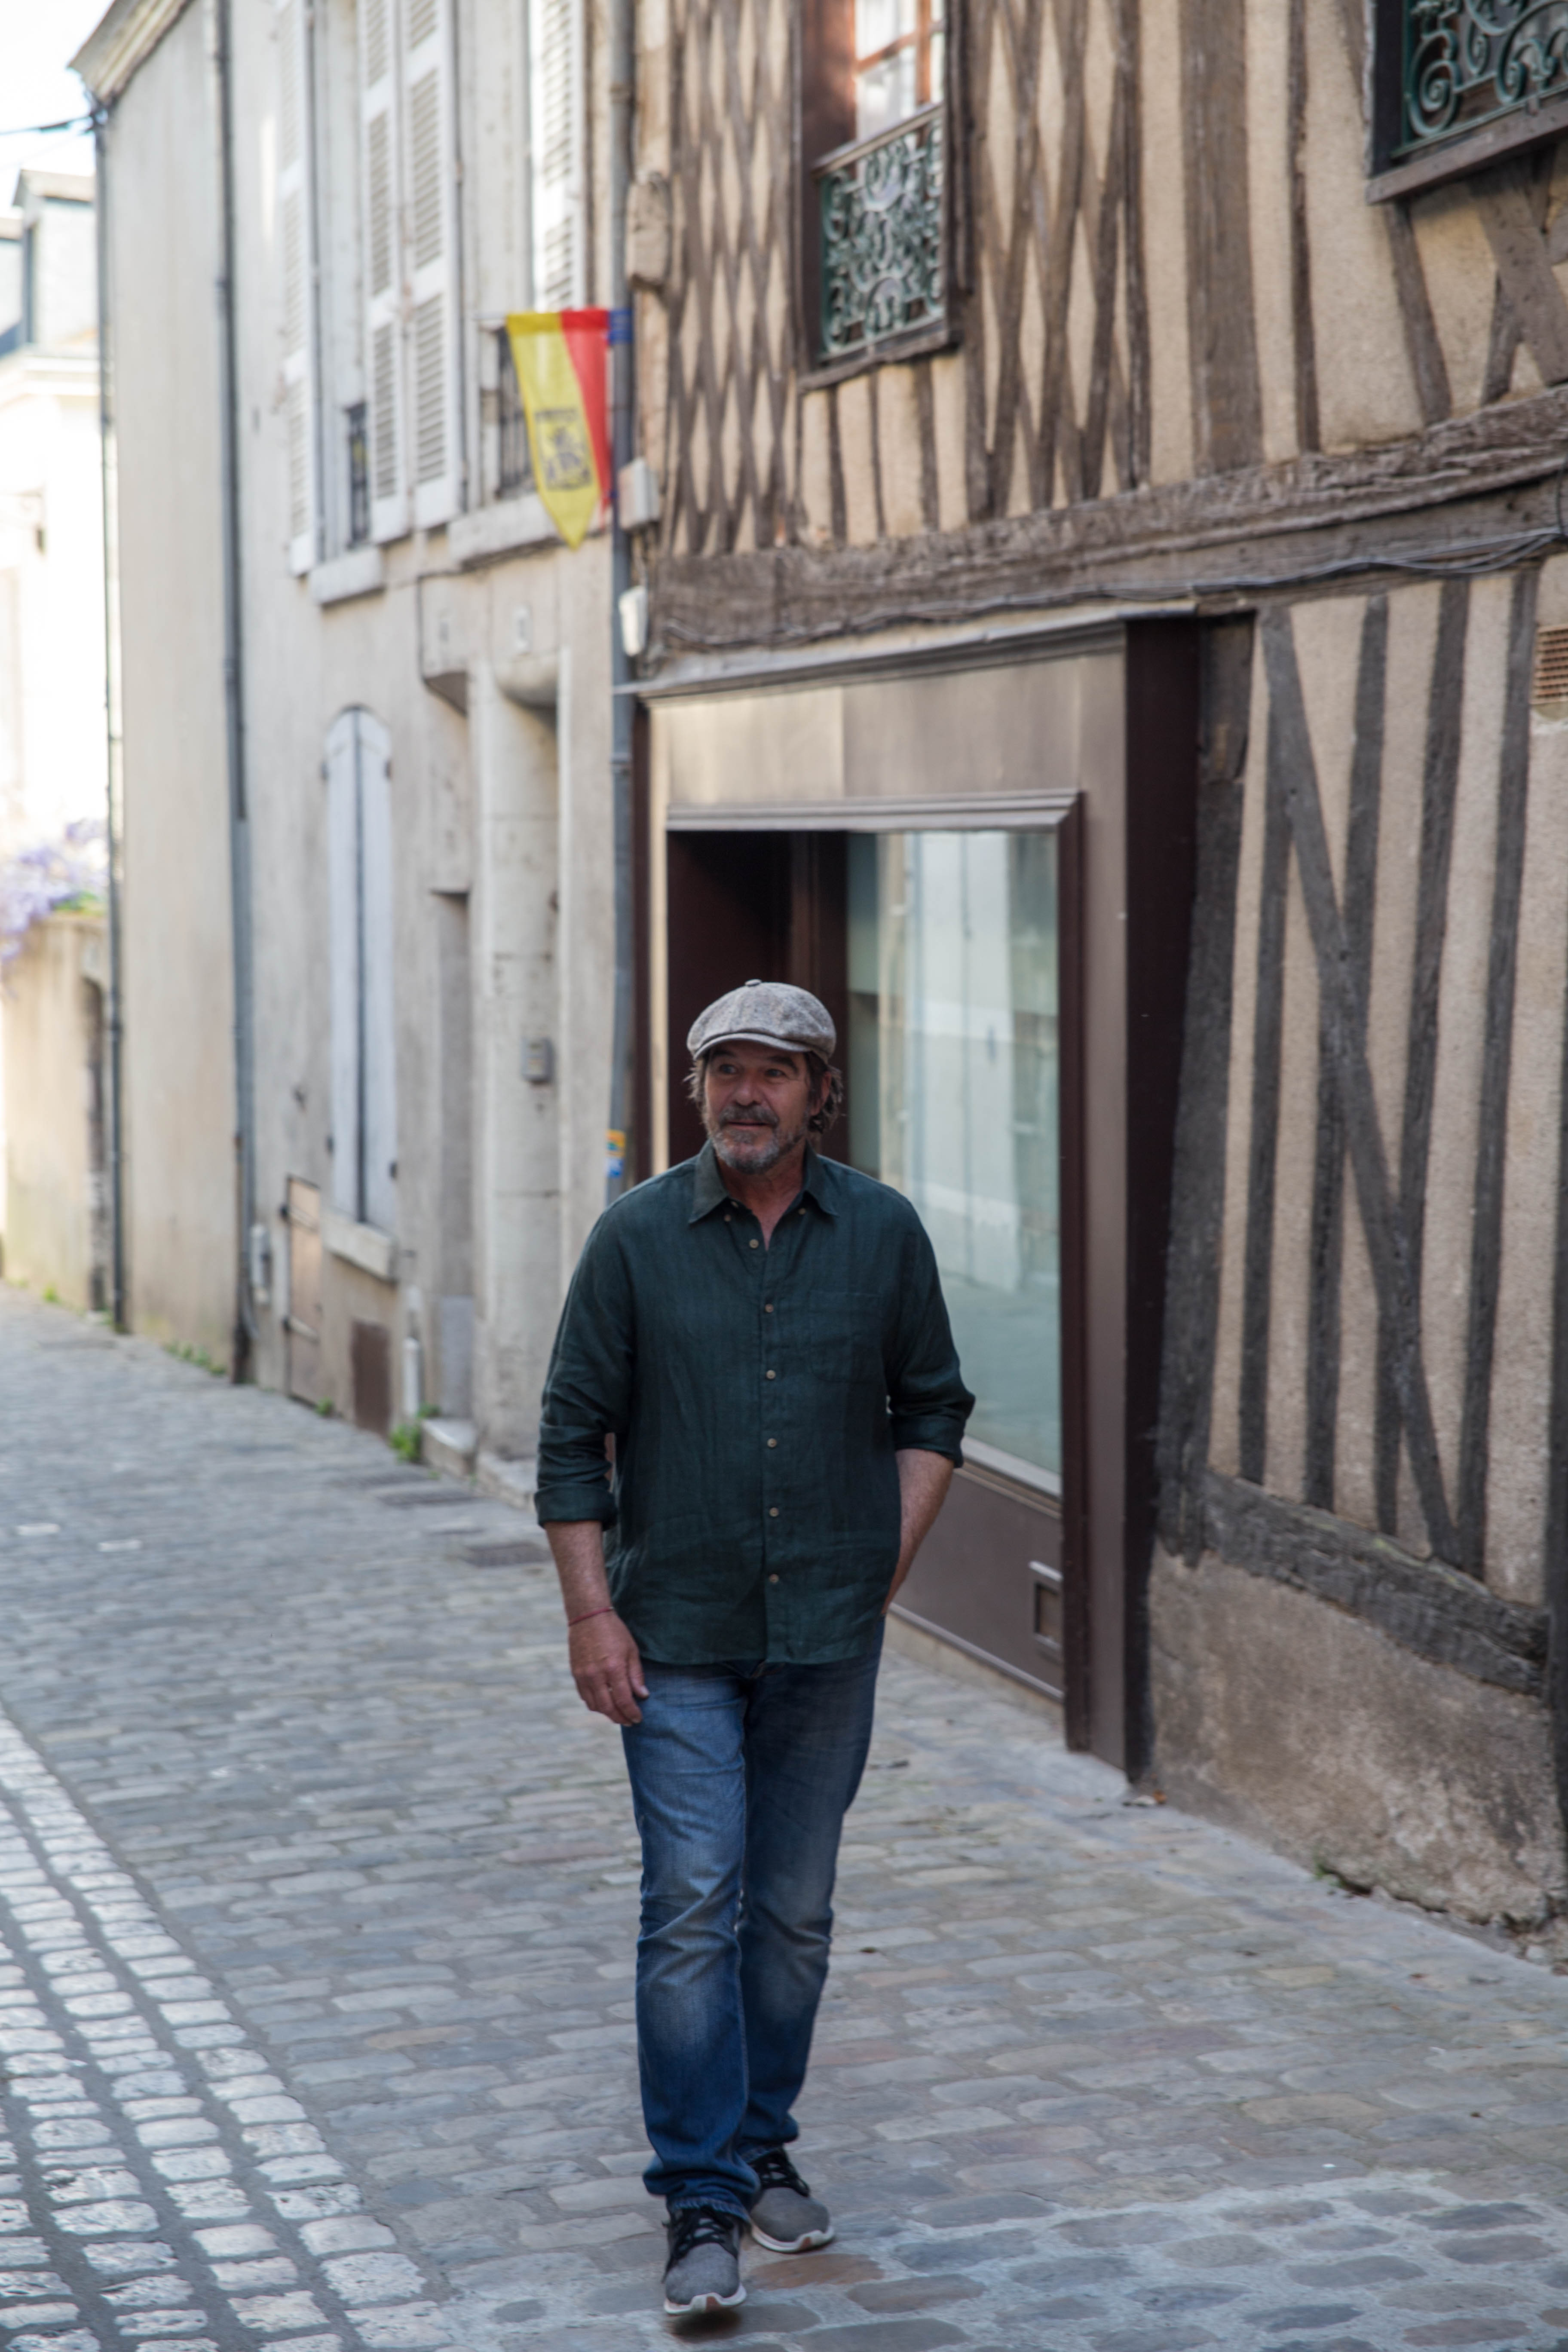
[662,2205,746,2315]
[746,2147,835,2253]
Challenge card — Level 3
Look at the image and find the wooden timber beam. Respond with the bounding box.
[648,385,1568,650]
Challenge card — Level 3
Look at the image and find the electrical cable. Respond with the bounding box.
[0,114,93,140]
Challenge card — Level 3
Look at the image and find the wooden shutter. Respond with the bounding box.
[530,0,585,306]
[406,0,461,525]
[326,710,362,1220]
[278,0,317,573]
[358,712,399,1235]
[361,0,407,541]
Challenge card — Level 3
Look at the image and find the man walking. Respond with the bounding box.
[536,981,972,2316]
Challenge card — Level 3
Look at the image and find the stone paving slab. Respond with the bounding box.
[0,1283,1565,2352]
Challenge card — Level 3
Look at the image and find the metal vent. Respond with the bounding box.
[1533,625,1568,714]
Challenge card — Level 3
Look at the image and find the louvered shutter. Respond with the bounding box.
[530,0,585,306]
[406,0,461,525]
[361,0,407,542]
[278,0,317,573]
[358,713,399,1235]
[326,711,362,1220]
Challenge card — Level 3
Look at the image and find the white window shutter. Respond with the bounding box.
[358,713,399,1235]
[326,710,362,1220]
[361,0,407,542]
[278,0,317,574]
[530,0,585,307]
[406,0,461,525]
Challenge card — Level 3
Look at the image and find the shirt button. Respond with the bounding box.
[764,1303,774,1314]
[767,1438,777,1449]
[749,1238,759,1249]
[766,1369,776,1379]
[769,1574,779,1584]
[769,1506,780,1517]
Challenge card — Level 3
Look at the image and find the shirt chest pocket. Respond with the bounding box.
[800,1291,886,1390]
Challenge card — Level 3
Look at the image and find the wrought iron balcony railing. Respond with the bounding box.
[814,104,944,365]
[1402,0,1568,157]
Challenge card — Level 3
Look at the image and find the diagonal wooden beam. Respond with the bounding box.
[1304,593,1386,1511]
[1457,566,1538,1573]
[1260,611,1459,1565]
[1471,157,1568,387]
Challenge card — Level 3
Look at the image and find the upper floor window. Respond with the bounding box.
[852,0,944,140]
[802,0,950,375]
[1371,0,1568,198]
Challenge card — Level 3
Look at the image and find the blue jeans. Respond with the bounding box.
[620,1629,883,2215]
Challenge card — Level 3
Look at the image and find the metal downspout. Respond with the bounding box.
[92,106,126,1331]
[213,0,258,1376]
[606,0,635,1200]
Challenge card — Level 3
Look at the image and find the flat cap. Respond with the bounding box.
[688,979,836,1063]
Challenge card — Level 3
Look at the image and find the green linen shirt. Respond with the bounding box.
[535,1141,974,1664]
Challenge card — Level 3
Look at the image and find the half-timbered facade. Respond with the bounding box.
[625,0,1568,1934]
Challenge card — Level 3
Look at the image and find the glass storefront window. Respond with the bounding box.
[847,829,1061,1487]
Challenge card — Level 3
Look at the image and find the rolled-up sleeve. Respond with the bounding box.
[536,1213,634,1525]
[886,1217,974,1462]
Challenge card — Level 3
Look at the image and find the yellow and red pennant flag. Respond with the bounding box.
[506,309,611,550]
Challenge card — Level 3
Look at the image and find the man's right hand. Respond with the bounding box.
[569,1610,649,1726]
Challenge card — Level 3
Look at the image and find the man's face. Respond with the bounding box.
[702,1044,817,1176]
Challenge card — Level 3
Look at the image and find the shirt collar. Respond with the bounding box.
[688,1139,839,1222]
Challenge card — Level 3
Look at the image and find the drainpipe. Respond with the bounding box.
[92,104,126,1331]
[605,0,635,1200]
[213,0,258,1376]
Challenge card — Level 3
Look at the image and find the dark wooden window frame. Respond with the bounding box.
[634,618,1204,1772]
[1366,0,1568,203]
[794,0,966,389]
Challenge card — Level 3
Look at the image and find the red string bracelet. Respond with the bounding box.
[567,1606,616,1628]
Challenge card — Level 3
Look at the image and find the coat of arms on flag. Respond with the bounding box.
[505,311,611,548]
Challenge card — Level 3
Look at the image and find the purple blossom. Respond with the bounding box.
[0,820,108,971]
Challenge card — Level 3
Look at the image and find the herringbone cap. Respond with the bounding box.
[687,980,836,1062]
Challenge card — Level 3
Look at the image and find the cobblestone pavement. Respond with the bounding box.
[0,1284,1565,2352]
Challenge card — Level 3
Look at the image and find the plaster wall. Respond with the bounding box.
[104,6,237,1363]
[0,914,106,1310]
[221,0,615,1459]
[1151,1544,1566,1928]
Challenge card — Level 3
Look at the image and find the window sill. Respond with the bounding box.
[447,490,558,568]
[322,1210,396,1283]
[1368,89,1568,203]
[798,318,959,394]
[311,547,386,606]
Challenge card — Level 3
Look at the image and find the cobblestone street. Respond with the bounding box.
[0,1283,1565,2352]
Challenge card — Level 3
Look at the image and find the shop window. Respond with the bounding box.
[801,0,949,372]
[1369,0,1568,198]
[847,827,1061,1491]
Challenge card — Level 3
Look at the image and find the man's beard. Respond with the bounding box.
[704,1100,808,1174]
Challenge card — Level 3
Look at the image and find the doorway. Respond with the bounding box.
[663,816,1079,1710]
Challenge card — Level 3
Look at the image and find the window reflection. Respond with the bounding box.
[853,0,943,140]
[847,830,1061,1484]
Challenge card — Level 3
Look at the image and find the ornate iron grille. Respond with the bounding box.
[1402,0,1568,154]
[496,326,533,497]
[815,104,943,363]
